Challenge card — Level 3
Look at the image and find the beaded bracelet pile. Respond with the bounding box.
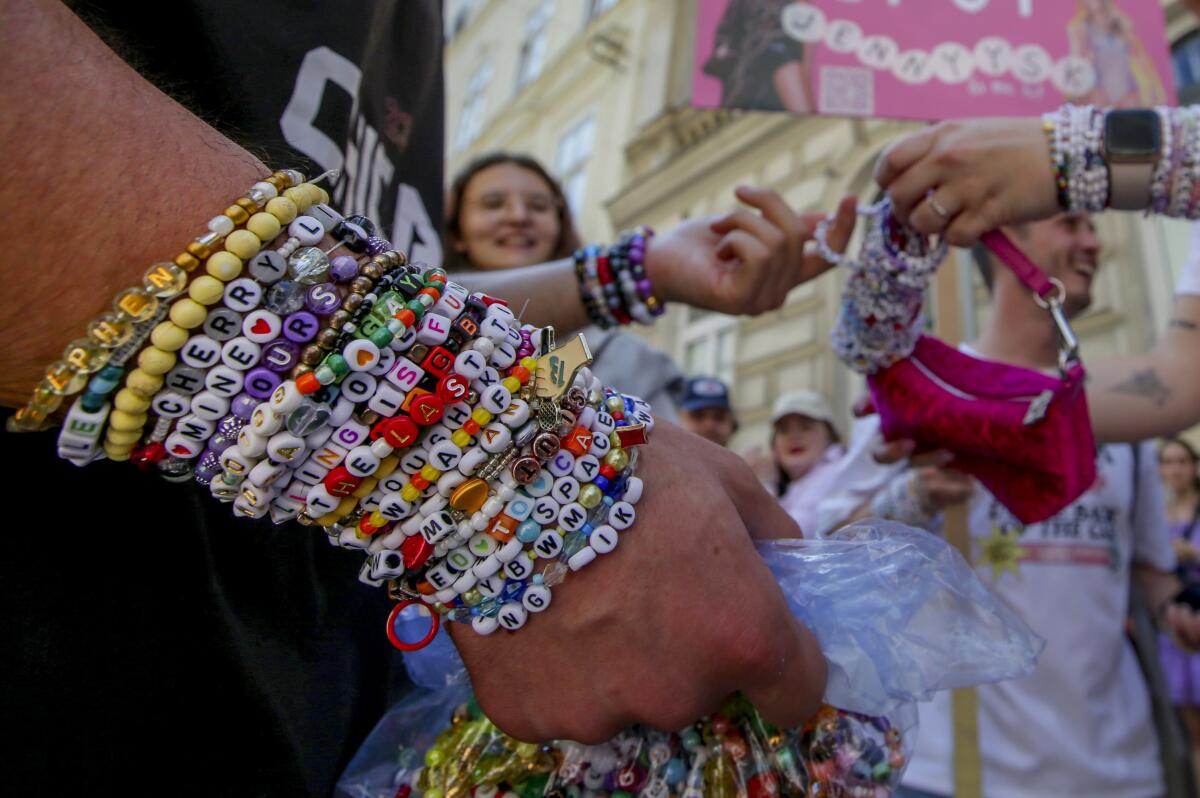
[1041,103,1200,218]
[821,200,946,375]
[19,167,658,649]
[574,227,666,329]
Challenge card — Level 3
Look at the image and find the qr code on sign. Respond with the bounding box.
[818,66,874,116]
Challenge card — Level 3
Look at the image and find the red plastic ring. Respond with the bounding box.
[386,599,441,652]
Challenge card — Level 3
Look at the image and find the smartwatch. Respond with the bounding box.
[1103,109,1162,211]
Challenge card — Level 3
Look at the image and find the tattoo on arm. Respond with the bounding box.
[1111,368,1172,407]
[1171,318,1199,331]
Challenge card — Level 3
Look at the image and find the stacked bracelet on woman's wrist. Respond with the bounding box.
[573,227,665,329]
[18,167,658,650]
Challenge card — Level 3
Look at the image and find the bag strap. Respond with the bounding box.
[980,230,1057,299]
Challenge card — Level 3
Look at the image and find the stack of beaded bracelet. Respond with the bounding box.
[11,169,316,436]
[25,173,658,650]
[574,227,664,329]
[822,199,947,375]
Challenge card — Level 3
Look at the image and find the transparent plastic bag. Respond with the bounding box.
[337,521,1041,798]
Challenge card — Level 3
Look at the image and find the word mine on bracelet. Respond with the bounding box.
[19,166,658,650]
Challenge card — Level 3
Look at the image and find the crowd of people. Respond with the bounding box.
[8,0,1200,796]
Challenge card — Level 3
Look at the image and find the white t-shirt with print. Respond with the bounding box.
[902,441,1176,798]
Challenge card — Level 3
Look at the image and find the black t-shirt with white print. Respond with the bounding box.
[3,2,443,795]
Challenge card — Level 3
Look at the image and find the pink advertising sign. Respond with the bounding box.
[693,0,1176,120]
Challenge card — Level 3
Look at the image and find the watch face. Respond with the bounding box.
[1105,110,1161,161]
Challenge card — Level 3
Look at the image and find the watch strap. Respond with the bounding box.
[1109,161,1154,211]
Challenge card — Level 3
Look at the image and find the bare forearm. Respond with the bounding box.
[0,0,266,406]
[451,257,591,334]
[1088,295,1200,442]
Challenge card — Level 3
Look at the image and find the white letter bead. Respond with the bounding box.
[306,484,339,516]
[343,338,381,372]
[370,438,395,459]
[553,476,581,504]
[558,502,588,532]
[176,414,215,444]
[609,501,636,530]
[427,440,462,472]
[339,372,377,404]
[223,277,263,313]
[151,391,190,420]
[179,335,222,369]
[453,349,487,379]
[371,346,396,377]
[480,316,509,343]
[471,336,495,358]
[164,432,203,459]
[524,470,554,497]
[589,432,611,458]
[221,337,262,371]
[426,563,454,591]
[473,556,503,580]
[416,313,451,346]
[568,546,597,572]
[472,614,499,636]
[523,584,552,613]
[266,432,307,464]
[547,451,575,477]
[249,403,282,436]
[532,529,563,558]
[471,367,500,395]
[496,537,524,563]
[622,476,644,505]
[269,381,303,414]
[236,427,268,458]
[497,602,528,631]
[504,552,533,581]
[480,384,512,415]
[590,525,619,554]
[480,423,511,454]
[307,203,342,230]
[578,407,597,430]
[288,215,325,245]
[247,459,286,488]
[330,420,370,450]
[433,587,457,605]
[205,365,244,398]
[593,411,616,436]
[295,458,331,485]
[344,445,380,477]
[505,494,535,523]
[220,447,254,476]
[499,399,531,429]
[420,511,456,545]
[490,341,517,369]
[378,493,414,522]
[369,550,406,580]
[444,546,476,575]
[385,356,425,391]
[572,455,600,483]
[476,574,504,597]
[367,381,406,418]
[234,496,270,519]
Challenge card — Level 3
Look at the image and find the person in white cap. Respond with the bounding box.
[753,390,844,535]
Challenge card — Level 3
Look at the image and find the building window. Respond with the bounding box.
[446,0,476,41]
[584,0,618,24]
[516,0,554,90]
[1174,31,1200,105]
[454,61,493,151]
[681,308,738,386]
[555,113,595,215]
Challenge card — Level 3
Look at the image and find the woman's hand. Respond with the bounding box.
[874,117,1059,247]
[646,188,857,316]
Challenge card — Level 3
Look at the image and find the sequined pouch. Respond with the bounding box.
[867,231,1096,525]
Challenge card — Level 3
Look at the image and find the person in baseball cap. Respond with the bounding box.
[766,390,844,534]
[678,376,738,447]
